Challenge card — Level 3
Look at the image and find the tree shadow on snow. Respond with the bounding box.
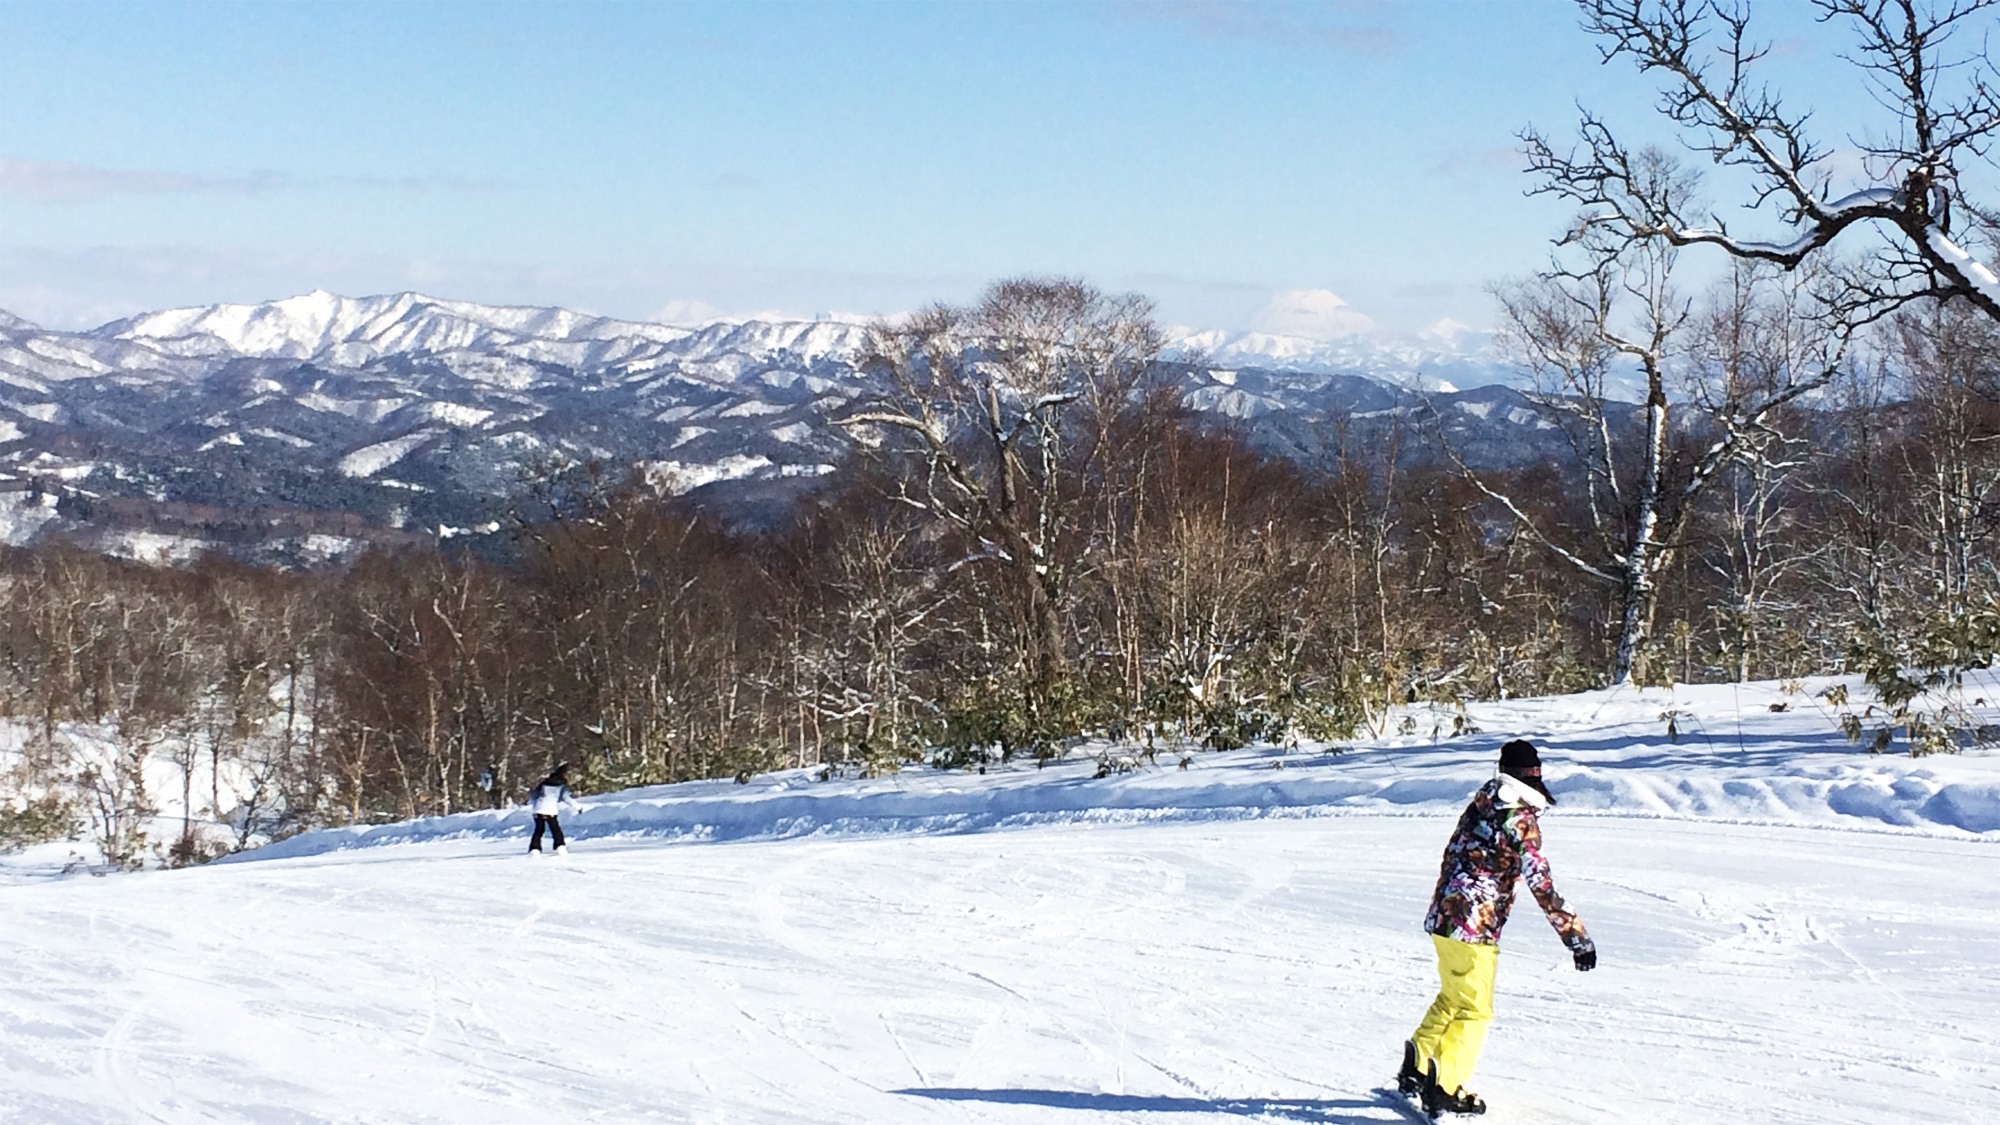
[1542,729,1851,766]
[894,1087,1415,1123]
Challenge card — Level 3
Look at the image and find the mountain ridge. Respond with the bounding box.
[31,289,1514,391]
[0,291,1561,566]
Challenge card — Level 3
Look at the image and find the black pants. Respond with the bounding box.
[530,814,566,852]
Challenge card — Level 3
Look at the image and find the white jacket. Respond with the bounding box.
[529,781,577,816]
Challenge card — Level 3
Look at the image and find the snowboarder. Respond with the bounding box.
[527,764,580,855]
[1397,738,1595,1118]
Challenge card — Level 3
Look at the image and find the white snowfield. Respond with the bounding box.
[2,678,1997,1124]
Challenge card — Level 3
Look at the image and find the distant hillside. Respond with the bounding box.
[0,291,1576,564]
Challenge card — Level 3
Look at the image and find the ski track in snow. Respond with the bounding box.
[1,678,1998,1122]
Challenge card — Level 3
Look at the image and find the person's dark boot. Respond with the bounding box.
[1420,1060,1488,1117]
[1421,1060,1443,1119]
[1398,1040,1423,1097]
[1419,1060,1486,1118]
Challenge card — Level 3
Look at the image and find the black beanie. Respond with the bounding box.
[1498,739,1554,803]
[1499,739,1540,772]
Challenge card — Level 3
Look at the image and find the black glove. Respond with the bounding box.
[1572,941,1597,972]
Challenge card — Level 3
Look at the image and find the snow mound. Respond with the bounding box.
[227,675,2000,865]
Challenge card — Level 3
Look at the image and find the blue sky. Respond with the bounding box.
[0,1,1881,333]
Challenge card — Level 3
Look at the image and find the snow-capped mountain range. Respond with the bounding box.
[0,291,1554,564]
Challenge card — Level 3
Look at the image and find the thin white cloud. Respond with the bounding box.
[0,158,285,203]
[329,173,514,194]
[1251,288,1374,339]
[1427,144,1530,182]
[654,298,728,324]
[1419,317,1480,343]
[1112,1,1401,53]
[1123,271,1266,295]
[0,157,512,204]
[1800,147,1878,194]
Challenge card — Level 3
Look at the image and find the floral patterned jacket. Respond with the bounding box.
[1424,774,1592,952]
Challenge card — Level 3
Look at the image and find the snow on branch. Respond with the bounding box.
[1545,0,2000,325]
[1662,188,1904,260]
[1924,225,2000,311]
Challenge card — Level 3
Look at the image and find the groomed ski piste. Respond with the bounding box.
[3,675,1997,1124]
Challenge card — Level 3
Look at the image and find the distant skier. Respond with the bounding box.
[1398,739,1595,1118]
[527,764,580,855]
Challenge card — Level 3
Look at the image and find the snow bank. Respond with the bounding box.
[227,675,2000,865]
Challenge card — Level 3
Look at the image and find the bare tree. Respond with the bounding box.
[835,278,1164,721]
[1310,410,1413,731]
[1810,358,1902,643]
[1707,435,1817,679]
[1690,263,1839,678]
[1530,0,2000,326]
[815,515,938,767]
[1893,302,2000,605]
[1474,177,1849,684]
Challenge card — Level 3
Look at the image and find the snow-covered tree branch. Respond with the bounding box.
[1528,0,2000,325]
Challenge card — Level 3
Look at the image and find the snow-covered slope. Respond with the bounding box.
[1,677,1994,1124]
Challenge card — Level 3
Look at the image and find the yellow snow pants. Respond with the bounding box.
[1411,933,1498,1095]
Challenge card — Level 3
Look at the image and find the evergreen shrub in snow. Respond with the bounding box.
[0,792,78,854]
